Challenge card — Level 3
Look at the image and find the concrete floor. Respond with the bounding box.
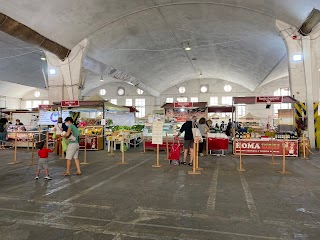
[1,147,320,240]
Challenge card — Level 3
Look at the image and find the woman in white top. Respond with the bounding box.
[198,117,209,156]
[54,117,63,154]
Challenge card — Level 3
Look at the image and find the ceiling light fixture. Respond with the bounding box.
[100,75,104,82]
[40,57,46,61]
[293,54,302,61]
[49,69,56,75]
[184,42,191,51]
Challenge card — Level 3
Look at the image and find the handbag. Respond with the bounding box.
[192,123,203,142]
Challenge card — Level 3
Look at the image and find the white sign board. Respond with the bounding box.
[152,121,163,145]
[39,111,70,125]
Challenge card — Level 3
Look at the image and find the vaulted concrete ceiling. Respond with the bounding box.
[0,0,319,96]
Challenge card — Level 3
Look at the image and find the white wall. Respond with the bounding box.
[84,77,290,119]
[83,82,156,116]
[1,97,21,109]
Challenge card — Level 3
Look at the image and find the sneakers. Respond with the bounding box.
[188,163,193,166]
[44,175,52,180]
[35,176,39,180]
[199,153,204,157]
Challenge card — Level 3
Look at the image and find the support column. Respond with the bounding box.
[276,20,320,148]
[45,38,89,103]
[302,36,316,148]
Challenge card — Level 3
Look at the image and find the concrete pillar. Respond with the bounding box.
[45,38,89,103]
[276,20,320,148]
[302,36,316,147]
[276,20,306,101]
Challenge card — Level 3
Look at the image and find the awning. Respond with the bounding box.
[233,96,298,104]
[208,106,235,113]
[161,102,207,109]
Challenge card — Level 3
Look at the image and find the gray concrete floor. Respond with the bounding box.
[1,146,320,240]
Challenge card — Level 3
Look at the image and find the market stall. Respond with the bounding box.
[142,102,208,151]
[233,96,299,157]
[206,105,235,154]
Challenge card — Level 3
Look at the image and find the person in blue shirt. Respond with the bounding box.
[63,117,81,176]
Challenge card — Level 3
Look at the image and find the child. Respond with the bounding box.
[35,141,53,180]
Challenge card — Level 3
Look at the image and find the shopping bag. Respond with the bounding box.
[192,128,203,142]
[52,132,56,139]
[62,138,69,152]
[169,143,181,160]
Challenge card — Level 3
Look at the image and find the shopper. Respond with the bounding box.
[226,119,232,136]
[220,121,225,131]
[35,141,53,180]
[206,119,213,130]
[198,117,209,156]
[53,117,63,155]
[63,117,81,176]
[15,119,24,125]
[177,116,194,166]
[0,118,8,145]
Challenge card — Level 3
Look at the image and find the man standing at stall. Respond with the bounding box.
[177,116,194,166]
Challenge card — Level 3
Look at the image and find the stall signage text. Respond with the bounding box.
[256,96,283,103]
[61,100,80,107]
[174,102,193,108]
[234,139,298,156]
[38,105,51,111]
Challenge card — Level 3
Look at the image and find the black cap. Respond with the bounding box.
[64,117,74,123]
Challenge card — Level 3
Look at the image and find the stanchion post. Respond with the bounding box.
[38,127,41,142]
[269,138,279,165]
[152,144,162,168]
[46,131,49,149]
[278,140,292,174]
[31,136,35,166]
[143,136,146,153]
[189,141,201,175]
[237,140,246,172]
[301,134,308,159]
[196,141,203,171]
[166,133,169,160]
[27,130,30,150]
[8,130,21,165]
[206,134,209,156]
[81,133,89,165]
[117,137,129,165]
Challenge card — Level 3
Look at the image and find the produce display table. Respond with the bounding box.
[143,136,184,151]
[207,137,229,156]
[234,138,298,157]
[106,132,142,152]
[79,135,104,150]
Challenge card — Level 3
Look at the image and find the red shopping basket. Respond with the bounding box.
[168,137,181,161]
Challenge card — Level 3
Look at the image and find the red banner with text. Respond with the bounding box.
[234,139,298,156]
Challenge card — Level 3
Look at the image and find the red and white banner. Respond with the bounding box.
[256,96,283,103]
[61,100,80,107]
[38,105,51,111]
[173,102,193,108]
[234,139,298,156]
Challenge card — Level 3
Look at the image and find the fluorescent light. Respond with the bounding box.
[185,46,191,51]
[49,69,56,75]
[180,108,185,112]
[293,54,302,61]
[40,57,46,61]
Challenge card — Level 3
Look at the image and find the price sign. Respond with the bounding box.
[152,121,163,145]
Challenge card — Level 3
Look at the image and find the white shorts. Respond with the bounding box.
[38,158,49,170]
[66,143,79,160]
